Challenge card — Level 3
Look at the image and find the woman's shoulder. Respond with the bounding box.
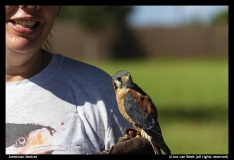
[51,53,116,102]
[52,53,112,82]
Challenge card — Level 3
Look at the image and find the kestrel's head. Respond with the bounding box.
[112,70,134,90]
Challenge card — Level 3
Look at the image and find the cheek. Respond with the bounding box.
[44,6,58,26]
[47,6,59,17]
[42,7,58,33]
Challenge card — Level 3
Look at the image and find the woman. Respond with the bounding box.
[6,5,155,155]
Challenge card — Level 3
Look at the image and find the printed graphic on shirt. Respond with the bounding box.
[6,123,67,154]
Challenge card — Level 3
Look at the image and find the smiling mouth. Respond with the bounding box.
[9,20,38,29]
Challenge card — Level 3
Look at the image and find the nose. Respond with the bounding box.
[19,5,40,9]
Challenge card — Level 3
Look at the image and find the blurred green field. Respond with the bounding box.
[84,56,228,154]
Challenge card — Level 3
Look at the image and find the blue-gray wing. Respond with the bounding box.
[124,92,171,154]
[124,93,162,135]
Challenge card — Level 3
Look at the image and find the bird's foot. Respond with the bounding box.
[135,133,141,138]
[124,126,137,138]
[120,134,131,139]
[125,134,131,138]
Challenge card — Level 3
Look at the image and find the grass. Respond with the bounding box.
[85,57,228,108]
[162,120,228,154]
[82,56,228,154]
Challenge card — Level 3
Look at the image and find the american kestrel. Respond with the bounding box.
[112,70,171,155]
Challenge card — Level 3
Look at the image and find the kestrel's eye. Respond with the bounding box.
[117,77,122,82]
[13,137,28,147]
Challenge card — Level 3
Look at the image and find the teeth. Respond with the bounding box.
[13,20,36,28]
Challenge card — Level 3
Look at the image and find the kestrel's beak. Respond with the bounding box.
[123,75,129,83]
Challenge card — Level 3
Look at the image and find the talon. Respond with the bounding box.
[124,134,130,138]
[136,135,141,138]
[135,132,141,138]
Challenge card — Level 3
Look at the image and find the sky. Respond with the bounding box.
[127,5,228,27]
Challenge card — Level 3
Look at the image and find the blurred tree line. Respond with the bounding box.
[57,6,145,59]
[211,9,228,24]
[56,6,228,59]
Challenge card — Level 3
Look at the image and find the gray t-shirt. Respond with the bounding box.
[6,53,130,154]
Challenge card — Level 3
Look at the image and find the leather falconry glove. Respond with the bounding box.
[100,126,156,154]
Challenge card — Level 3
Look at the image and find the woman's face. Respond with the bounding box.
[5,6,59,54]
